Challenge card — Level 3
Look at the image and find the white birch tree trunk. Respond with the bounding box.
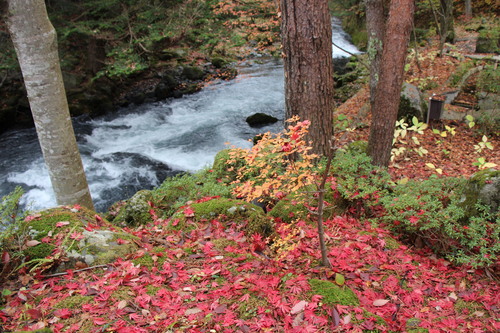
[6,0,94,210]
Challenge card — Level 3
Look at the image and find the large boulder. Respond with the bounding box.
[112,190,154,227]
[169,197,273,237]
[460,169,500,217]
[398,82,426,121]
[475,28,500,54]
[21,207,138,272]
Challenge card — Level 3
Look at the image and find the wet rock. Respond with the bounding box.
[475,29,500,54]
[182,65,206,81]
[246,112,278,128]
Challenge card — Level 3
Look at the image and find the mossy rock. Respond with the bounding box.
[308,279,359,306]
[475,29,500,54]
[459,169,500,216]
[21,207,138,271]
[211,57,230,69]
[268,196,309,223]
[151,170,232,217]
[181,65,206,81]
[171,198,273,237]
[112,190,153,226]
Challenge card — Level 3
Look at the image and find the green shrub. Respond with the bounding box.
[380,176,500,268]
[331,150,391,212]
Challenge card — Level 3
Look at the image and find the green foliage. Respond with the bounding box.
[308,279,359,306]
[332,150,391,208]
[0,187,28,251]
[380,176,500,268]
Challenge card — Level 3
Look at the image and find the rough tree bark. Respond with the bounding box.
[6,0,94,209]
[368,0,415,167]
[365,0,388,107]
[280,0,335,156]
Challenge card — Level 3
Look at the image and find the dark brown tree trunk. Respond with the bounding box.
[368,0,415,167]
[365,0,388,106]
[280,0,335,156]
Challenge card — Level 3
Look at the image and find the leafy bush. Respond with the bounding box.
[331,149,391,212]
[380,176,500,268]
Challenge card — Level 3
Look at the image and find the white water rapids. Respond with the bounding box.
[0,18,359,212]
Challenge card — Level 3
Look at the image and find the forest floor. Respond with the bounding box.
[1,20,500,333]
[336,26,498,180]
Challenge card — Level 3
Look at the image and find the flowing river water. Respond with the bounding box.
[0,18,359,212]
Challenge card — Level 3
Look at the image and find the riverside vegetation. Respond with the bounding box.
[1,0,500,332]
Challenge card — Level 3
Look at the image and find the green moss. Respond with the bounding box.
[112,286,133,300]
[54,295,94,309]
[152,169,231,218]
[113,190,153,226]
[13,329,53,333]
[236,293,269,320]
[23,243,56,259]
[212,238,238,251]
[146,285,162,296]
[308,279,359,306]
[384,236,402,250]
[268,197,308,223]
[454,299,486,315]
[448,61,475,87]
[172,197,273,237]
[211,149,247,184]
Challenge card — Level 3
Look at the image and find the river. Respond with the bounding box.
[0,18,359,212]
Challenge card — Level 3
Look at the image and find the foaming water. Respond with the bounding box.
[0,19,358,213]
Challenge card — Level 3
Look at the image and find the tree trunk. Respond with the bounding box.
[439,0,455,44]
[368,0,415,167]
[365,0,387,107]
[464,0,472,20]
[6,0,94,210]
[280,0,335,156]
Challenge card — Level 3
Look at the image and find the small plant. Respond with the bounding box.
[472,157,497,170]
[432,125,456,138]
[391,117,428,162]
[474,135,494,153]
[465,114,475,129]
